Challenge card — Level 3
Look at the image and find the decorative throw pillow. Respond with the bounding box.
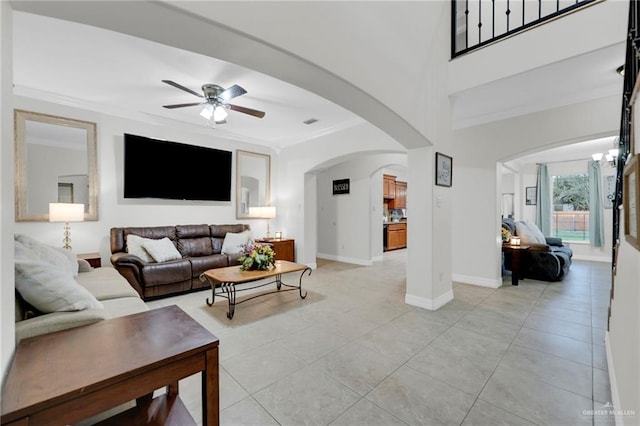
[142,237,182,262]
[221,230,253,255]
[14,234,79,277]
[15,241,103,313]
[515,221,534,244]
[524,221,547,244]
[126,234,155,263]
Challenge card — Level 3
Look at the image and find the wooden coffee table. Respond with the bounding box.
[1,305,219,426]
[200,260,311,319]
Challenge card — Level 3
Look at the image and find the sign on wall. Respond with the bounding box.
[332,179,350,195]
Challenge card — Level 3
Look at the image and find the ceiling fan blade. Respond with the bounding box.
[162,102,203,109]
[228,104,266,118]
[161,80,203,98]
[219,84,247,101]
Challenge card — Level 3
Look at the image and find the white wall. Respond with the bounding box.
[315,153,407,265]
[449,0,628,93]
[0,0,14,383]
[608,212,640,425]
[12,96,274,265]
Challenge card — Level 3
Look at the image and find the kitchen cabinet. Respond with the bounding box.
[383,174,396,199]
[386,223,407,250]
[394,181,407,209]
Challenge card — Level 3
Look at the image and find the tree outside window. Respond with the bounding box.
[552,174,589,241]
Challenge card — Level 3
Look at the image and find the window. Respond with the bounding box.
[552,174,589,242]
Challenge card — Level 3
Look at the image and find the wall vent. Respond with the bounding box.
[303,118,318,125]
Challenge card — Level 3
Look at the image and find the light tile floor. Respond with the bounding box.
[147,250,614,426]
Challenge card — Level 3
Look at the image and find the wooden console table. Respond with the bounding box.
[201,260,311,319]
[1,305,219,426]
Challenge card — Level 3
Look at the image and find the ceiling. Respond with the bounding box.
[12,11,363,150]
[13,9,624,158]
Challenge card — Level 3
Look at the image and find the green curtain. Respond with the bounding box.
[589,160,605,247]
[535,164,551,235]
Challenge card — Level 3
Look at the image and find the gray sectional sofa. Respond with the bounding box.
[14,234,148,342]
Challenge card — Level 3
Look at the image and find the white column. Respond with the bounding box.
[1,0,15,382]
[405,146,453,309]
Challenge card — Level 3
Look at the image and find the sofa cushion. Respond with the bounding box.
[178,237,213,257]
[140,259,191,287]
[126,234,155,263]
[101,297,148,318]
[75,267,141,300]
[15,241,103,313]
[221,231,252,255]
[190,254,229,278]
[142,237,182,262]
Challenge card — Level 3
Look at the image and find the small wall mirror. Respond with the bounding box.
[236,150,270,218]
[15,110,98,222]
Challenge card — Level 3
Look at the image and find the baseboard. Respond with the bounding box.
[452,274,502,288]
[605,332,623,425]
[405,290,454,311]
[316,253,373,266]
[572,254,610,263]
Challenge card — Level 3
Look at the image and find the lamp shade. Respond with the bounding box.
[248,206,276,218]
[49,203,85,222]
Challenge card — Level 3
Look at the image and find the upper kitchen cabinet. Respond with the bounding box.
[383,174,396,199]
[394,181,407,209]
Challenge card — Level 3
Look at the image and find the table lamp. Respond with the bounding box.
[249,206,277,238]
[49,203,84,250]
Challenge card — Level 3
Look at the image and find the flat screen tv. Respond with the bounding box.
[124,133,232,201]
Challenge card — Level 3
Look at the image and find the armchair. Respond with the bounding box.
[502,218,573,281]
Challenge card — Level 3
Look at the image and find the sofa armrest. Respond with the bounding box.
[110,252,147,268]
[545,237,564,247]
[15,308,109,342]
[526,243,552,252]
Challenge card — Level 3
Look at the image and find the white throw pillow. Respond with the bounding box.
[15,241,103,313]
[524,221,547,244]
[14,234,79,277]
[126,234,155,263]
[221,230,252,255]
[142,237,182,262]
[515,221,534,244]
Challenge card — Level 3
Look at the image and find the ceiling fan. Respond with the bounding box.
[161,80,266,125]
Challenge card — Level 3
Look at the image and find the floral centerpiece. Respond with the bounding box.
[501,227,511,242]
[239,242,276,271]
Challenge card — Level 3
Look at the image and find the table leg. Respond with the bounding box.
[223,282,236,319]
[202,348,219,426]
[511,250,520,286]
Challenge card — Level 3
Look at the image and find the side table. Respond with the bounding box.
[256,238,295,262]
[501,244,530,286]
[78,252,101,268]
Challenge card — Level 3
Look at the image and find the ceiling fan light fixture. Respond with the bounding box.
[213,105,228,122]
[200,103,214,120]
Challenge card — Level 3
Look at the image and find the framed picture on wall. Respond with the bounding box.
[435,152,452,187]
[525,186,537,205]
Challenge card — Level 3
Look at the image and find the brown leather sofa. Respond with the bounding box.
[110,224,250,300]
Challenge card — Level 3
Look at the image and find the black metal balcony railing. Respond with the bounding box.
[451,0,595,58]
[613,0,639,259]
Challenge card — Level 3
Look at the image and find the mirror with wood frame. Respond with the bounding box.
[14,110,98,222]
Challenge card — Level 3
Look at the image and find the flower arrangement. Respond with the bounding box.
[501,227,511,242]
[239,242,276,271]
